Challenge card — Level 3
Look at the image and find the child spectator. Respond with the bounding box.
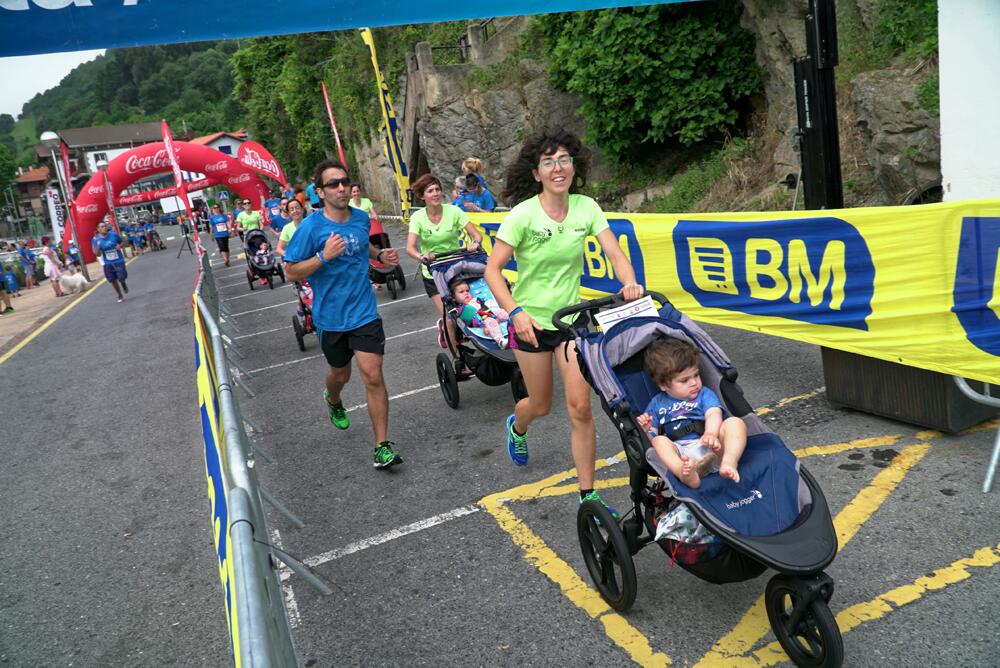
[636,338,747,488]
[449,278,509,348]
[3,263,21,297]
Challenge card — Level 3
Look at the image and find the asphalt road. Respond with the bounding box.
[2,225,998,667]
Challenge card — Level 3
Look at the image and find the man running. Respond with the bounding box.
[283,160,403,469]
[209,204,233,266]
[91,220,129,303]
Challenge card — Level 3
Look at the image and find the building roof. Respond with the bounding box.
[190,130,248,146]
[57,121,171,149]
[15,166,49,183]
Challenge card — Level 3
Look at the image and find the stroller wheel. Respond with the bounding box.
[765,574,843,668]
[435,352,460,409]
[267,273,274,289]
[292,315,306,352]
[247,270,255,290]
[510,367,529,403]
[395,265,406,290]
[387,277,398,299]
[577,500,636,612]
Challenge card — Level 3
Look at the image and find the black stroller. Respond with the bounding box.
[368,228,406,299]
[244,229,285,290]
[555,292,843,668]
[427,249,528,408]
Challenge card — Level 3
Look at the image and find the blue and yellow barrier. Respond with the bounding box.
[469,198,1000,384]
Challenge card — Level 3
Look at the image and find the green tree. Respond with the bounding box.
[0,145,16,194]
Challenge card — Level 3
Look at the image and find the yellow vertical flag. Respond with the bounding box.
[360,27,412,221]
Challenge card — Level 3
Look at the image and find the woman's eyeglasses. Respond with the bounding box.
[538,156,574,170]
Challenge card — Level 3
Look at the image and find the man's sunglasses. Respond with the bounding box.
[320,177,351,189]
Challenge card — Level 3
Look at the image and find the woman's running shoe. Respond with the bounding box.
[505,413,528,466]
[373,441,403,469]
[324,389,350,430]
[579,490,621,521]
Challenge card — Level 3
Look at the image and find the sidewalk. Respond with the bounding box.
[0,259,106,356]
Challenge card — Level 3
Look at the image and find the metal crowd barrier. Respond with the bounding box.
[952,377,1000,492]
[193,246,330,667]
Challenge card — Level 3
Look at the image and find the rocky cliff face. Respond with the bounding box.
[352,3,941,212]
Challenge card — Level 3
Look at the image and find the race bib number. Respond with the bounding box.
[104,249,120,261]
[216,223,228,233]
[270,207,280,216]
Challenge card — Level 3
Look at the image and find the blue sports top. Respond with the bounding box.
[283,208,377,332]
[92,231,126,265]
[210,213,230,238]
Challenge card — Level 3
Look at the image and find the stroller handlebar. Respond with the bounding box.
[422,247,485,266]
[551,290,670,334]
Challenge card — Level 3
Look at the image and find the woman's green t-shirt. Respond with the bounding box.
[496,194,609,330]
[279,221,299,244]
[409,204,470,278]
[353,197,374,215]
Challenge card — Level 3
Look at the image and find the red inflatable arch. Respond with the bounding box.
[72,141,271,261]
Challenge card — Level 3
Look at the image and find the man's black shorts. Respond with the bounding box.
[317,319,386,368]
[510,325,572,353]
[214,236,230,253]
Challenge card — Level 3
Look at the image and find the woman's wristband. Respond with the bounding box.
[510,306,523,317]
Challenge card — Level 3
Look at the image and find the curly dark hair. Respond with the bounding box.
[411,173,442,201]
[313,160,349,187]
[644,338,700,387]
[501,127,591,206]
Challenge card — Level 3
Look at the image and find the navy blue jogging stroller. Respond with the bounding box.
[554,292,844,668]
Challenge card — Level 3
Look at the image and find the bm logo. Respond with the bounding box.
[953,217,1000,356]
[674,217,874,330]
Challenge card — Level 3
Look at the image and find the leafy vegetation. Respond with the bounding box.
[916,74,939,116]
[536,3,760,163]
[839,0,939,81]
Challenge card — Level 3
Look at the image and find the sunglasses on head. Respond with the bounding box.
[320,177,351,189]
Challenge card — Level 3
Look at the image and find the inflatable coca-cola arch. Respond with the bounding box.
[71,141,272,262]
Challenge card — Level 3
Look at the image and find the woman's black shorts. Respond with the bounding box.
[214,236,230,253]
[509,325,572,353]
[422,275,438,298]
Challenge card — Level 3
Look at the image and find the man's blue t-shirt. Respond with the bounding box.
[306,183,320,206]
[283,208,377,332]
[210,213,231,238]
[644,386,724,440]
[17,247,35,266]
[93,231,126,265]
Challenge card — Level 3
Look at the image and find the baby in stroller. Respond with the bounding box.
[449,278,510,349]
[244,229,285,290]
[637,338,746,487]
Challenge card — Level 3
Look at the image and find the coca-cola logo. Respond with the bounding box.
[87,184,104,195]
[227,173,252,185]
[203,160,228,173]
[124,149,173,175]
[241,149,280,177]
[78,203,99,213]
[118,194,144,205]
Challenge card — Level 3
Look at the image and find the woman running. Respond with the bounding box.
[405,173,484,378]
[276,198,307,257]
[484,128,643,515]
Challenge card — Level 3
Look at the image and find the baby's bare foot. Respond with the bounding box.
[679,455,701,488]
[719,463,740,484]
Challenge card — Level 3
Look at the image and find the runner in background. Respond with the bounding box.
[92,220,130,303]
[276,198,306,257]
[209,204,234,266]
[235,199,263,241]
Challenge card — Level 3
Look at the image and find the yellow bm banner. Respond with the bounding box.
[468,198,1000,385]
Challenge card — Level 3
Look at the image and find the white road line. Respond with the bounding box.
[302,505,480,568]
[165,236,176,241]
[377,293,423,307]
[234,325,291,340]
[270,528,302,629]
[231,300,297,317]
[223,283,293,301]
[345,383,438,413]
[386,324,436,341]
[248,355,324,374]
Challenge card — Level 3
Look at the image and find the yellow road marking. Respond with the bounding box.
[695,443,931,667]
[755,388,823,416]
[742,541,1000,667]
[0,256,137,367]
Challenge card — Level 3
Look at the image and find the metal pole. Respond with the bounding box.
[48,148,91,282]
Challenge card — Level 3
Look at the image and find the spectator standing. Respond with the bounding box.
[454,173,497,212]
[4,263,22,297]
[16,243,36,289]
[39,245,65,297]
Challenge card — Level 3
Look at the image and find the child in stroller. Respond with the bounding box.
[244,229,285,290]
[449,277,510,348]
[637,337,747,487]
[556,291,844,667]
[428,250,528,408]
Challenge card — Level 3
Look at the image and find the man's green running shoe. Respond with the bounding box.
[324,389,349,430]
[580,490,621,521]
[373,441,403,469]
